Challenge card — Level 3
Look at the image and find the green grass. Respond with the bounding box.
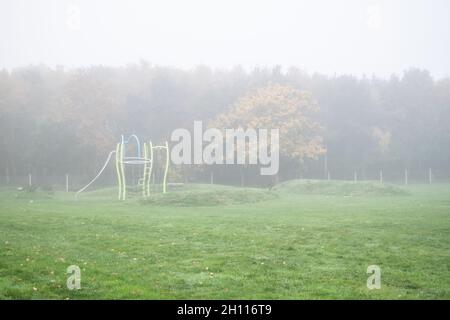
[274,179,409,196]
[0,181,449,299]
[141,184,277,206]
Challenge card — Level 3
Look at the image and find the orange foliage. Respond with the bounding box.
[210,84,325,160]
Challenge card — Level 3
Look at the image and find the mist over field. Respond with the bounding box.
[1,65,450,186]
[1,0,450,185]
[0,0,449,302]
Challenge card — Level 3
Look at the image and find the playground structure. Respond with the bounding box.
[76,135,169,200]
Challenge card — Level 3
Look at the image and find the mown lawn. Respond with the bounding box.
[0,182,449,299]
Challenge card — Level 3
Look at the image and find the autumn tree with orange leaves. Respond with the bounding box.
[210,84,326,184]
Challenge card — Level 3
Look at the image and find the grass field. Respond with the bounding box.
[0,181,449,299]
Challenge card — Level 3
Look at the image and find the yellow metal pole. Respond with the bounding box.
[147,141,153,197]
[120,142,126,200]
[163,141,169,194]
[143,143,148,197]
[115,143,122,200]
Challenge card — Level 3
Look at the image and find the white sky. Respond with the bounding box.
[1,0,449,78]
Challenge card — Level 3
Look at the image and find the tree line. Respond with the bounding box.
[1,63,449,186]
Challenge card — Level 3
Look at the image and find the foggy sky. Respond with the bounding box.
[1,0,449,78]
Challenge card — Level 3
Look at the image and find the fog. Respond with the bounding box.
[3,1,450,302]
[1,0,450,78]
[1,1,450,188]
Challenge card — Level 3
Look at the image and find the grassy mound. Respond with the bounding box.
[140,184,277,206]
[77,185,160,200]
[273,179,409,196]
